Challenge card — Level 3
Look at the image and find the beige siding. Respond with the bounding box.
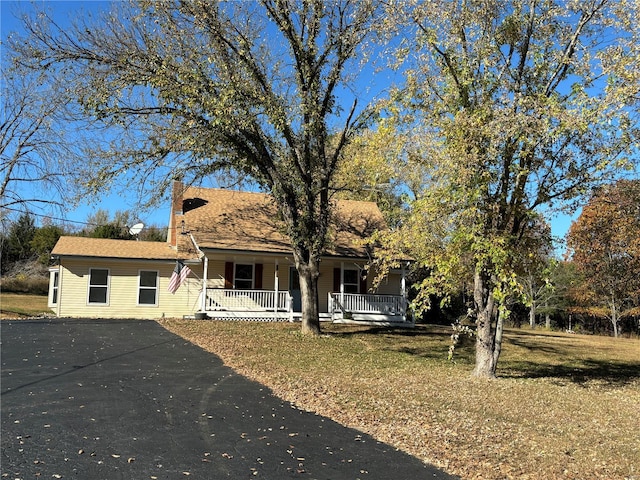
[207,259,227,288]
[375,273,403,295]
[57,258,203,319]
[262,263,275,290]
[317,265,334,312]
[278,264,291,290]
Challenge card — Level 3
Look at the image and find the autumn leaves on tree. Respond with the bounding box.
[567,180,640,337]
[375,0,639,376]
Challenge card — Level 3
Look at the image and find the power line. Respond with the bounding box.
[2,205,111,228]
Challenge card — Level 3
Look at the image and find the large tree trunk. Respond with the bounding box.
[296,259,322,336]
[472,270,500,378]
[278,189,327,336]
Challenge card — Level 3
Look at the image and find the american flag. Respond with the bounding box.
[168,261,191,294]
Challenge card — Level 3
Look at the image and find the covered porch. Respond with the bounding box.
[192,243,412,325]
[198,287,412,326]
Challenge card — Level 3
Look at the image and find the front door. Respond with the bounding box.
[289,267,302,312]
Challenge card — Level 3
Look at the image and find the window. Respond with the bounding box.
[138,270,158,305]
[88,268,109,304]
[49,270,59,306]
[234,264,254,289]
[343,269,360,294]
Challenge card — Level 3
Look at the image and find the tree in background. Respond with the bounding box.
[0,215,65,293]
[378,0,639,377]
[550,260,585,331]
[517,219,555,329]
[13,0,386,335]
[82,209,133,240]
[0,208,166,279]
[30,224,64,265]
[78,209,166,241]
[566,180,640,337]
[137,225,167,243]
[1,213,36,272]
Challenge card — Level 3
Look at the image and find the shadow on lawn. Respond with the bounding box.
[329,325,475,363]
[499,359,640,386]
[505,335,571,356]
[330,325,639,386]
[329,325,451,338]
[501,332,640,386]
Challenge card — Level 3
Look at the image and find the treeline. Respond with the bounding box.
[416,179,640,338]
[420,259,639,339]
[0,210,167,278]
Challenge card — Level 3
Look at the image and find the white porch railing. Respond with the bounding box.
[206,288,291,312]
[329,293,406,316]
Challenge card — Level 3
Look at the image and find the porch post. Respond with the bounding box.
[274,260,279,315]
[401,262,407,322]
[340,261,345,311]
[201,255,209,312]
[188,233,208,314]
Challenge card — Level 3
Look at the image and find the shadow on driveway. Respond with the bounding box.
[1,319,456,479]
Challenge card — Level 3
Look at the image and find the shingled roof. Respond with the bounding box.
[52,188,387,261]
[179,187,386,259]
[51,236,187,261]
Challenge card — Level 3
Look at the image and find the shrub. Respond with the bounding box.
[0,275,49,295]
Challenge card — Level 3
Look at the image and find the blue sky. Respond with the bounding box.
[2,1,167,229]
[1,0,580,248]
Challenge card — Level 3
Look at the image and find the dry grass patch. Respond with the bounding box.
[160,320,640,480]
[0,293,51,317]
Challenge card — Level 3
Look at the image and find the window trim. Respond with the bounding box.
[49,268,59,307]
[233,263,254,290]
[137,269,159,306]
[87,268,110,305]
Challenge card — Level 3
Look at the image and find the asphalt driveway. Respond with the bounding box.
[1,319,457,479]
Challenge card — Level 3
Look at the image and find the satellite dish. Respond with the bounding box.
[129,222,145,236]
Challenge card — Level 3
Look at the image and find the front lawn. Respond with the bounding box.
[161,320,640,480]
[0,293,51,318]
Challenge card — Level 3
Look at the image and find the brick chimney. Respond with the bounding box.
[168,180,184,247]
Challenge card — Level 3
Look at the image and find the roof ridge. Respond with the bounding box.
[56,235,166,244]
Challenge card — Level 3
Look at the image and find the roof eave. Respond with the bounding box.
[52,253,188,262]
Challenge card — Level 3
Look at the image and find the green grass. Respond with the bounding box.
[0,293,51,317]
[162,320,640,480]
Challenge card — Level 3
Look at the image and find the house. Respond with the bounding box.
[48,182,411,325]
